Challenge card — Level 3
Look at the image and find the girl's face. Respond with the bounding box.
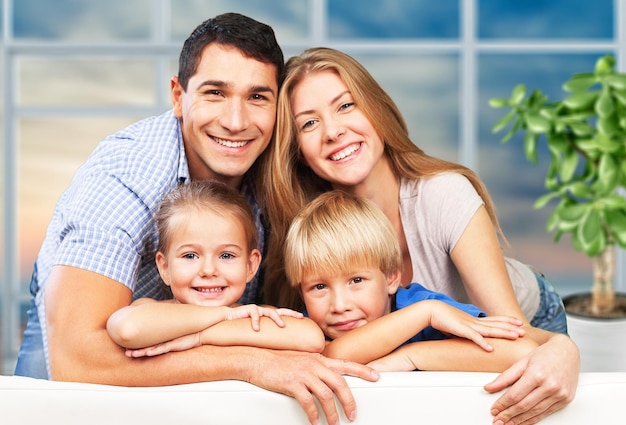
[291,70,386,190]
[156,208,260,306]
[300,266,400,340]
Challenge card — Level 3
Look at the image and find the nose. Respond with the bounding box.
[325,118,345,143]
[199,258,217,278]
[329,287,352,313]
[219,98,250,133]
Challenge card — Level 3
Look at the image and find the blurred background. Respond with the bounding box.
[1,0,625,374]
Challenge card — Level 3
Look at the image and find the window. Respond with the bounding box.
[1,0,624,374]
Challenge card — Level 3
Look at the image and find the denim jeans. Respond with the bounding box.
[529,271,568,335]
[14,297,48,378]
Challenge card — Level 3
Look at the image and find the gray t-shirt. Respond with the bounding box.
[399,173,540,320]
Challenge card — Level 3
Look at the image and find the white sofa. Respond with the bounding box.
[2,372,625,424]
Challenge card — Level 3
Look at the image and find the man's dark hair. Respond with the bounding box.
[177,13,284,91]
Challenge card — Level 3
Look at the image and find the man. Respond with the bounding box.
[14,13,377,425]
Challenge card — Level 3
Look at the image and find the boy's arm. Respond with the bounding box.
[369,337,539,372]
[323,300,523,364]
[107,300,231,349]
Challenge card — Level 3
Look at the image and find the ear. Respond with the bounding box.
[386,269,402,295]
[171,76,184,118]
[246,249,262,283]
[155,251,171,287]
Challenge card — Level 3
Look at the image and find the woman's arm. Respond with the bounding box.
[323,300,524,364]
[368,336,538,372]
[451,205,580,424]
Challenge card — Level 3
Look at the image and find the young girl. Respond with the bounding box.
[107,180,324,357]
[284,190,536,373]
[261,47,579,424]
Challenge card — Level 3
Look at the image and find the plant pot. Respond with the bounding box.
[564,293,626,372]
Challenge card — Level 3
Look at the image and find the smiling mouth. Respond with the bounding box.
[194,286,226,293]
[213,136,251,148]
[329,143,361,161]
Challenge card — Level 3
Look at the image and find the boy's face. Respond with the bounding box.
[171,43,278,189]
[300,266,400,340]
[156,208,261,307]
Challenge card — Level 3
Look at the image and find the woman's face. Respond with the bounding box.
[291,70,386,189]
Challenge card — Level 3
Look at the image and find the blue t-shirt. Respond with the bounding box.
[394,283,486,344]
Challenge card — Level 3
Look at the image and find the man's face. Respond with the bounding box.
[171,43,278,188]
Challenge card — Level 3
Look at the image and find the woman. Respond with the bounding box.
[260,47,579,425]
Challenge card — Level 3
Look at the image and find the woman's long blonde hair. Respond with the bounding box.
[260,47,503,310]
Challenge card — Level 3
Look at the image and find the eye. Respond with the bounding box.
[350,276,364,285]
[219,252,235,260]
[313,283,327,291]
[338,101,355,111]
[250,93,268,101]
[182,252,198,260]
[300,119,317,131]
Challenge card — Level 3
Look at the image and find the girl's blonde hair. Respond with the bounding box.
[156,179,258,254]
[260,47,504,310]
[285,191,402,287]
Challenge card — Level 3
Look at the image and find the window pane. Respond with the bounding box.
[18,117,143,286]
[479,53,601,296]
[14,0,152,41]
[329,0,459,39]
[170,0,309,43]
[18,58,156,107]
[479,0,614,39]
[354,53,460,162]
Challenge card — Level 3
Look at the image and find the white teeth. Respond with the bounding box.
[330,144,359,161]
[214,137,249,148]
[196,287,224,293]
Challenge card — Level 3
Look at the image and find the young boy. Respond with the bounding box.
[107,180,324,357]
[284,190,538,372]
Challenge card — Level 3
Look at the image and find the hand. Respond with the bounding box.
[427,301,525,351]
[247,350,379,425]
[227,304,304,331]
[125,332,202,357]
[367,349,417,372]
[484,333,579,425]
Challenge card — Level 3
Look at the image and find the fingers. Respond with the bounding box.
[275,308,305,319]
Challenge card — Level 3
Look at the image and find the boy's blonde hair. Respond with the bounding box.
[284,190,402,288]
[156,179,258,254]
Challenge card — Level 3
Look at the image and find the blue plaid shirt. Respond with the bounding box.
[32,110,265,360]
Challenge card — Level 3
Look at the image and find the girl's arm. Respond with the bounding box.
[125,316,326,357]
[323,299,523,364]
[107,299,234,349]
[368,336,538,373]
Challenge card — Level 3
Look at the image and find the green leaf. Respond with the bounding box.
[596,153,619,193]
[569,182,592,198]
[595,91,615,117]
[556,203,589,231]
[491,109,516,133]
[595,55,615,73]
[563,74,597,92]
[534,192,560,209]
[597,195,626,209]
[576,209,605,256]
[569,122,595,137]
[605,74,626,90]
[606,209,626,247]
[525,113,551,133]
[614,90,626,106]
[559,149,578,183]
[523,131,538,164]
[562,91,598,110]
[489,98,509,108]
[510,84,527,105]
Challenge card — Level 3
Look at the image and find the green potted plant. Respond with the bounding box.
[490,54,626,370]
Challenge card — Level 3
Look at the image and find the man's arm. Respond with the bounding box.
[45,265,377,425]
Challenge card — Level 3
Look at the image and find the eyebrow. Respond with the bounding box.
[198,80,276,97]
[294,90,350,118]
